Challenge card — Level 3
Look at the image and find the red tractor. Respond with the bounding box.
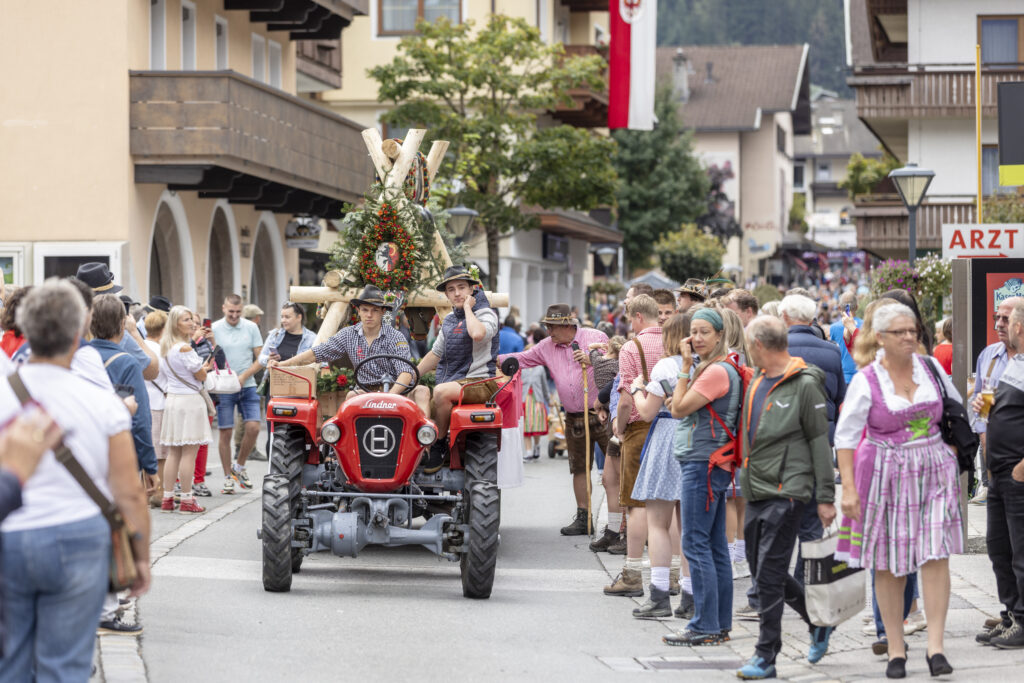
[260,355,519,599]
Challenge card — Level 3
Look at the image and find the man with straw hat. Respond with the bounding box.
[499,303,610,535]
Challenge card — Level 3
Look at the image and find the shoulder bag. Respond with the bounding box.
[204,357,241,395]
[922,355,979,475]
[5,372,139,591]
[166,357,217,418]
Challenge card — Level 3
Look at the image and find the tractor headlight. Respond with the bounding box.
[416,424,437,446]
[321,423,341,444]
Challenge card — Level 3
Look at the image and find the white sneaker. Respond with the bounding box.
[904,609,927,635]
[221,476,235,495]
[863,622,878,636]
[971,486,989,505]
[732,560,751,579]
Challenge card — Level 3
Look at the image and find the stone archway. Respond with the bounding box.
[207,205,237,317]
[149,202,186,307]
[249,216,285,337]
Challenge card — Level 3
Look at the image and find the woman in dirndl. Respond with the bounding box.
[521,329,552,460]
[628,313,692,621]
[835,302,962,678]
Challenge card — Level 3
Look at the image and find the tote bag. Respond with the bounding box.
[802,530,866,627]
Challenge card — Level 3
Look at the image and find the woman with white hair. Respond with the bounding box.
[835,302,963,678]
[0,280,150,680]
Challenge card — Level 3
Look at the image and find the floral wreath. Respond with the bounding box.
[358,202,417,291]
[374,139,430,206]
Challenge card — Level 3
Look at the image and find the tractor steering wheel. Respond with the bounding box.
[353,354,420,396]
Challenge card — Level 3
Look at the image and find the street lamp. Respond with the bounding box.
[447,205,479,240]
[595,246,618,276]
[888,163,934,266]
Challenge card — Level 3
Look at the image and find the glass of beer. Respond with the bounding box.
[967,372,977,399]
[979,378,995,422]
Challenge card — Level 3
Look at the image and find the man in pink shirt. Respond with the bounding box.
[605,294,665,597]
[498,304,609,535]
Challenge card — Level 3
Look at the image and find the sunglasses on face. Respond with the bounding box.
[993,314,1011,324]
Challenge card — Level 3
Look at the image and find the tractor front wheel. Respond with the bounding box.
[262,474,293,592]
[269,424,307,573]
[460,480,500,599]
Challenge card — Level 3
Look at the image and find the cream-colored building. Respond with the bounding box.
[655,45,812,282]
[317,0,621,326]
[1,0,369,331]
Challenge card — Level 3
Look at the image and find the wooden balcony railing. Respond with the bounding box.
[296,39,342,90]
[851,195,977,254]
[130,71,370,213]
[850,65,1024,118]
[552,44,608,128]
[560,0,606,11]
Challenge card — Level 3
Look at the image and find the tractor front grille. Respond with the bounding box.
[354,417,403,479]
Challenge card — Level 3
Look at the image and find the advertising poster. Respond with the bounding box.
[970,259,1024,366]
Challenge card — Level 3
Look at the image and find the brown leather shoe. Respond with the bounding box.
[589,527,618,552]
[560,508,590,536]
[603,567,643,597]
[607,532,627,555]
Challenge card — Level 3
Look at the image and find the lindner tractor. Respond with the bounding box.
[260,354,519,599]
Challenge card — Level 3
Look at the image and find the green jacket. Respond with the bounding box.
[739,357,836,505]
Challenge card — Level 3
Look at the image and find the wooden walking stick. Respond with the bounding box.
[573,342,593,537]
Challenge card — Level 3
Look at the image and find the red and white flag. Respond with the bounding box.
[608,0,657,130]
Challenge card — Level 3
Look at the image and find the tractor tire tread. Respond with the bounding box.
[461,481,500,599]
[262,474,293,592]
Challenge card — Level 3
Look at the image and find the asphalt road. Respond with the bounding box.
[139,448,697,682]
[135,440,1018,683]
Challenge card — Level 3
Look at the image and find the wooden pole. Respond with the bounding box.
[361,128,393,176]
[316,301,349,344]
[289,285,509,309]
[976,44,983,223]
[321,269,344,289]
[425,140,450,183]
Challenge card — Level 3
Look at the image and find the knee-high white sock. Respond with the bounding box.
[681,576,693,594]
[728,541,737,562]
[651,566,670,592]
[735,540,747,562]
[607,512,623,532]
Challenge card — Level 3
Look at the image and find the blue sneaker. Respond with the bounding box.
[736,656,776,679]
[808,625,835,663]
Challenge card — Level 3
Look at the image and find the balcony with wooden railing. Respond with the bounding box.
[850,64,1024,119]
[130,71,370,217]
[851,193,977,256]
[550,44,608,128]
[296,39,342,91]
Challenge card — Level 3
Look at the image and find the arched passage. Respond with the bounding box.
[149,200,188,307]
[207,204,239,317]
[249,214,285,336]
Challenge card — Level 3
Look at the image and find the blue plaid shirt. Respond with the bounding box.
[312,323,411,383]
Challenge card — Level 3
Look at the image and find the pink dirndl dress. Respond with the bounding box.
[835,358,963,576]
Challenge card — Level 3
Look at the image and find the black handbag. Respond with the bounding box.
[923,356,979,475]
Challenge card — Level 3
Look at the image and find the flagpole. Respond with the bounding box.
[976,44,983,223]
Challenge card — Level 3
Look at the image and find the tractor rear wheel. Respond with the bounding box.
[269,424,306,573]
[261,474,293,592]
[460,480,500,599]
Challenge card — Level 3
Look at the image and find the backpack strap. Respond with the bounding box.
[631,337,650,384]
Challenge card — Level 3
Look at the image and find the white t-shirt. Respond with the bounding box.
[646,355,684,408]
[0,363,131,532]
[144,339,167,410]
[71,344,115,392]
[163,344,205,394]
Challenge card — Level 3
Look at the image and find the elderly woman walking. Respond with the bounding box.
[0,280,150,681]
[835,302,963,679]
[160,306,213,513]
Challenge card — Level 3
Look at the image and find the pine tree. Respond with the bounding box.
[613,87,709,272]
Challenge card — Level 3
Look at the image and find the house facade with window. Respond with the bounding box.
[655,44,812,280]
[0,0,368,330]
[794,94,882,250]
[846,0,1024,259]
[314,1,617,326]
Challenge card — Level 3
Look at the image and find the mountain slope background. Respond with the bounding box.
[657,0,849,95]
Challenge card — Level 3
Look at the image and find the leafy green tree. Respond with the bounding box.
[370,16,617,289]
[839,152,901,199]
[613,87,709,271]
[789,192,808,234]
[656,223,725,283]
[983,196,1024,223]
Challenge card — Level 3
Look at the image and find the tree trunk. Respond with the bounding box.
[484,222,499,292]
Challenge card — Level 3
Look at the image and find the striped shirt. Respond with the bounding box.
[618,326,665,424]
[312,323,411,383]
[498,327,608,413]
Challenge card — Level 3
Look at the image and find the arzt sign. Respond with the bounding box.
[942,224,1024,259]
